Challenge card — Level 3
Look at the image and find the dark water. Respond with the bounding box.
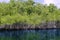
[0,29,60,40]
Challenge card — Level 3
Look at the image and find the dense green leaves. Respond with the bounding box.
[0,0,60,25]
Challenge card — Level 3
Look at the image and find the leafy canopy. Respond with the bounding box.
[0,0,60,25]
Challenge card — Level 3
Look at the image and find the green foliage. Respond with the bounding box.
[0,0,60,25]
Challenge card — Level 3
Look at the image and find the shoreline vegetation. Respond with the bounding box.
[0,21,60,29]
[0,0,60,29]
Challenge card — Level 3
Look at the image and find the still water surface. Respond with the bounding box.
[0,29,60,40]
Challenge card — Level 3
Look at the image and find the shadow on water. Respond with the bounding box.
[0,29,60,40]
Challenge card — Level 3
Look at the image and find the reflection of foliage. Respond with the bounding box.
[0,37,16,40]
[0,0,60,25]
[0,30,60,40]
[0,34,60,40]
[19,32,40,40]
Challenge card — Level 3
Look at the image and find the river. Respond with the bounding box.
[0,29,60,40]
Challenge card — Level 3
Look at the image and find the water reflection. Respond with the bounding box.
[0,29,60,40]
